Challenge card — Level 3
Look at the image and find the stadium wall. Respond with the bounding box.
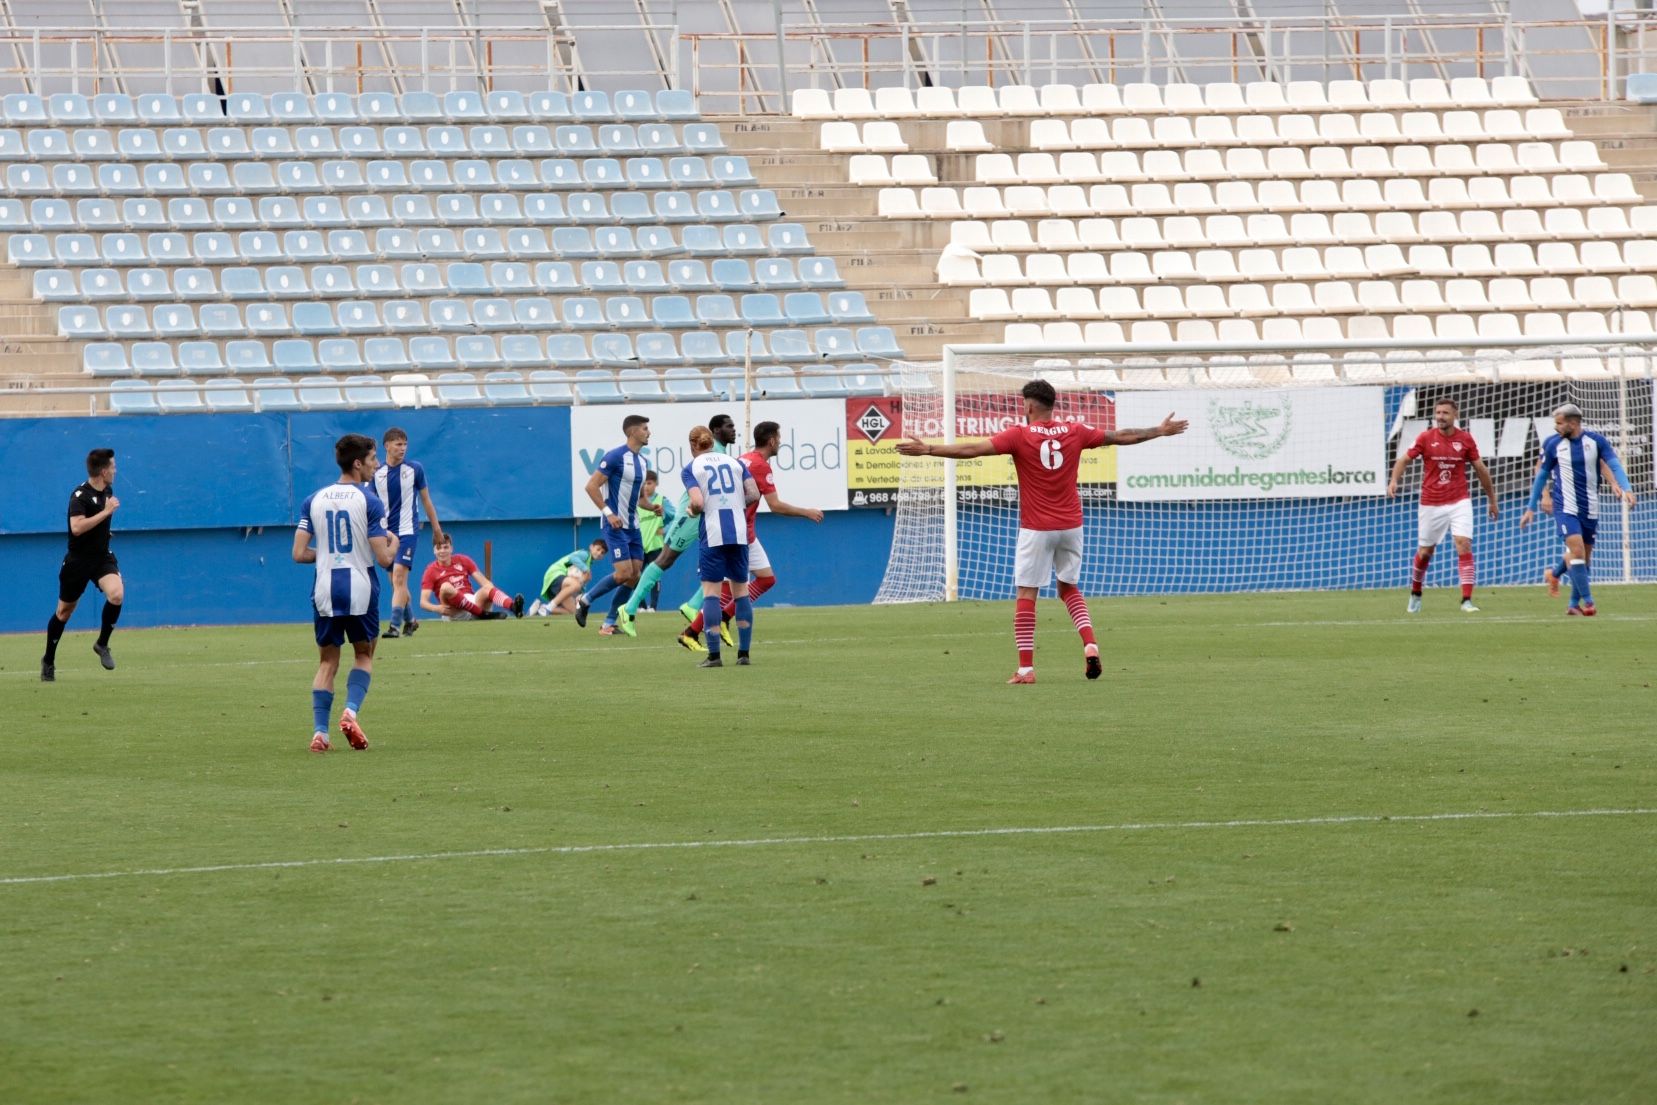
[0,408,896,634]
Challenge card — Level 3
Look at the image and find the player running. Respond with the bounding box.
[531,539,608,615]
[294,433,397,753]
[576,414,651,635]
[41,447,125,682]
[419,533,524,620]
[1534,410,1618,602]
[635,470,675,611]
[897,380,1187,684]
[617,414,740,642]
[683,425,762,668]
[373,427,444,639]
[675,419,824,651]
[1521,403,1636,616]
[1386,398,1499,614]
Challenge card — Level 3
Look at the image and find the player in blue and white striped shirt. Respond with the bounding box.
[1521,404,1636,616]
[682,424,760,667]
[294,434,397,753]
[373,427,445,639]
[575,414,654,633]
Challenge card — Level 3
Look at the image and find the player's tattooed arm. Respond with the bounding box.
[895,438,997,459]
[1104,413,1188,446]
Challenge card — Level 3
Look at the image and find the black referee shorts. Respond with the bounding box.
[59,554,120,604]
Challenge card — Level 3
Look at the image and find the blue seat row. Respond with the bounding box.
[11,222,815,267]
[38,254,845,302]
[62,292,886,339]
[4,89,699,128]
[0,122,728,161]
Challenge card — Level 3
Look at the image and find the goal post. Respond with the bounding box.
[875,332,1657,604]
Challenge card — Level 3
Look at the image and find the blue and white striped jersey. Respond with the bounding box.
[372,459,427,537]
[682,452,752,547]
[598,443,647,527]
[1540,430,1620,519]
[298,482,388,617]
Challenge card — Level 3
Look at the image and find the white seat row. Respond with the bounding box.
[966,275,1657,320]
[878,174,1640,219]
[948,210,1657,253]
[847,153,936,186]
[821,121,906,153]
[794,77,1539,120]
[1023,108,1568,151]
[971,141,1601,185]
[942,240,1657,286]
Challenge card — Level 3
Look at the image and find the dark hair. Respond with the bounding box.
[335,433,377,473]
[589,537,607,548]
[709,413,734,433]
[623,414,650,434]
[383,427,408,444]
[1434,397,1459,412]
[753,421,781,449]
[433,531,453,548]
[645,469,659,481]
[86,448,115,477]
[1022,380,1058,410]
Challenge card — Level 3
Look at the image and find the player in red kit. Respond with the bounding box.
[419,532,524,621]
[898,380,1187,684]
[678,419,824,649]
[1386,397,1499,614]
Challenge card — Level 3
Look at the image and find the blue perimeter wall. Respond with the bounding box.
[0,408,896,634]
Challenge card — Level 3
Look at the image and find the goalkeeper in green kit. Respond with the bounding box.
[615,413,739,641]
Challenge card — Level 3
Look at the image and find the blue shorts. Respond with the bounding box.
[314,610,379,647]
[1555,512,1599,547]
[699,542,750,583]
[393,532,418,570]
[606,526,644,564]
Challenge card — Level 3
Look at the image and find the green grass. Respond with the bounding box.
[2,589,1654,1105]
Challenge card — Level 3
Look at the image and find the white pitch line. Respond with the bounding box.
[3,807,1651,888]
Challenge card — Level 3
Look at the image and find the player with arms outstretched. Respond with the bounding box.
[1521,403,1635,616]
[419,533,524,620]
[294,433,397,753]
[897,380,1187,684]
[1386,397,1499,614]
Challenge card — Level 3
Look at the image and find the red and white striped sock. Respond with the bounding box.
[1458,551,1475,601]
[1411,551,1433,594]
[1014,598,1036,669]
[722,574,774,619]
[488,587,514,611]
[456,592,485,617]
[1056,582,1097,647]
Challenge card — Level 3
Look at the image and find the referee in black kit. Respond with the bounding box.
[42,448,125,682]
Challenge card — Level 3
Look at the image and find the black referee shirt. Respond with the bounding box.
[66,481,112,561]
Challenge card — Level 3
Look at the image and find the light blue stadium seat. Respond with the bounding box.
[535,261,579,293]
[365,336,411,372]
[427,126,468,156]
[742,293,785,326]
[173,267,218,299]
[712,258,755,291]
[582,157,624,187]
[293,126,340,157]
[562,298,605,330]
[614,91,657,122]
[551,227,596,258]
[538,158,580,188]
[328,229,372,262]
[664,366,713,399]
[273,338,319,374]
[370,157,413,187]
[592,332,635,365]
[227,341,274,377]
[258,196,304,228]
[75,198,119,229]
[349,194,392,226]
[680,226,723,256]
[208,127,252,159]
[28,128,70,158]
[574,369,622,403]
[611,192,653,223]
[168,196,210,228]
[203,380,254,411]
[757,366,803,397]
[33,269,76,300]
[582,260,626,293]
[393,194,438,225]
[96,267,139,299]
[52,163,98,196]
[855,327,905,360]
[227,93,270,123]
[294,301,342,335]
[524,192,567,224]
[221,266,265,299]
[429,298,474,331]
[470,127,510,157]
[619,367,666,400]
[768,329,814,361]
[443,261,489,294]
[626,157,667,188]
[163,127,208,158]
[92,94,137,125]
[159,383,205,415]
[680,331,726,364]
[110,380,160,414]
[49,93,94,125]
[84,343,130,376]
[97,163,141,194]
[400,91,442,122]
[546,333,593,369]
[567,193,609,224]
[606,296,649,328]
[320,338,364,372]
[132,341,182,376]
[555,125,598,154]
[799,370,848,398]
[573,91,613,121]
[528,91,573,122]
[314,92,358,123]
[624,260,669,292]
[253,377,301,412]
[410,335,458,371]
[435,371,487,407]
[106,304,153,338]
[723,224,764,254]
[713,156,757,186]
[448,91,490,120]
[3,93,46,124]
[436,193,483,225]
[178,340,226,376]
[231,162,275,195]
[757,258,803,290]
[487,263,533,295]
[250,127,296,158]
[508,227,552,258]
[499,335,543,369]
[683,123,727,152]
[181,93,225,124]
[297,375,349,411]
[598,124,639,154]
[654,190,696,222]
[0,129,25,160]
[201,304,245,337]
[482,370,530,404]
[831,292,879,324]
[267,93,313,124]
[708,366,745,401]
[384,299,429,332]
[495,159,536,188]
[52,233,97,265]
[278,229,325,263]
[514,298,559,330]
[695,190,739,221]
[453,157,497,189]
[338,300,382,331]
[247,302,292,336]
[134,93,181,125]
[189,162,234,195]
[784,292,831,325]
[370,230,419,266]
[408,159,454,190]
[72,129,116,160]
[635,331,681,366]
[512,125,555,155]
[337,127,383,158]
[480,193,524,223]
[527,369,573,403]
[653,295,697,328]
[814,328,858,359]
[153,303,199,338]
[727,330,766,361]
[6,163,48,194]
[342,374,392,408]
[487,91,530,121]
[798,256,845,288]
[321,159,366,191]
[147,233,191,264]
[657,89,699,121]
[741,189,783,220]
[697,294,739,326]
[358,92,399,123]
[456,335,502,369]
[413,227,461,259]
[638,123,683,153]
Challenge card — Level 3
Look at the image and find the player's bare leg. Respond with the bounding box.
[1453,535,1478,613]
[88,572,123,670]
[386,563,413,637]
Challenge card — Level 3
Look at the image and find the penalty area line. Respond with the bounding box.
[2,807,1653,888]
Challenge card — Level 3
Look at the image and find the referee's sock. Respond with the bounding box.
[311,689,334,734]
[96,600,120,647]
[43,613,67,663]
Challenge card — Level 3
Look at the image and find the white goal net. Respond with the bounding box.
[874,339,1657,602]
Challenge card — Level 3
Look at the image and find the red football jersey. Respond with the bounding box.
[741,449,776,542]
[989,420,1110,531]
[1407,428,1480,506]
[421,553,477,598]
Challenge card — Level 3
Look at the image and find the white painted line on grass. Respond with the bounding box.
[3,807,1652,888]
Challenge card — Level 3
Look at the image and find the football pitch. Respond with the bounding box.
[2,590,1654,1105]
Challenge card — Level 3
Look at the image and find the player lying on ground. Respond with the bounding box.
[294,433,397,753]
[42,447,124,682]
[419,532,525,621]
[373,427,444,639]
[531,539,608,616]
[898,380,1187,684]
[1521,403,1635,616]
[682,424,762,668]
[1386,397,1498,614]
